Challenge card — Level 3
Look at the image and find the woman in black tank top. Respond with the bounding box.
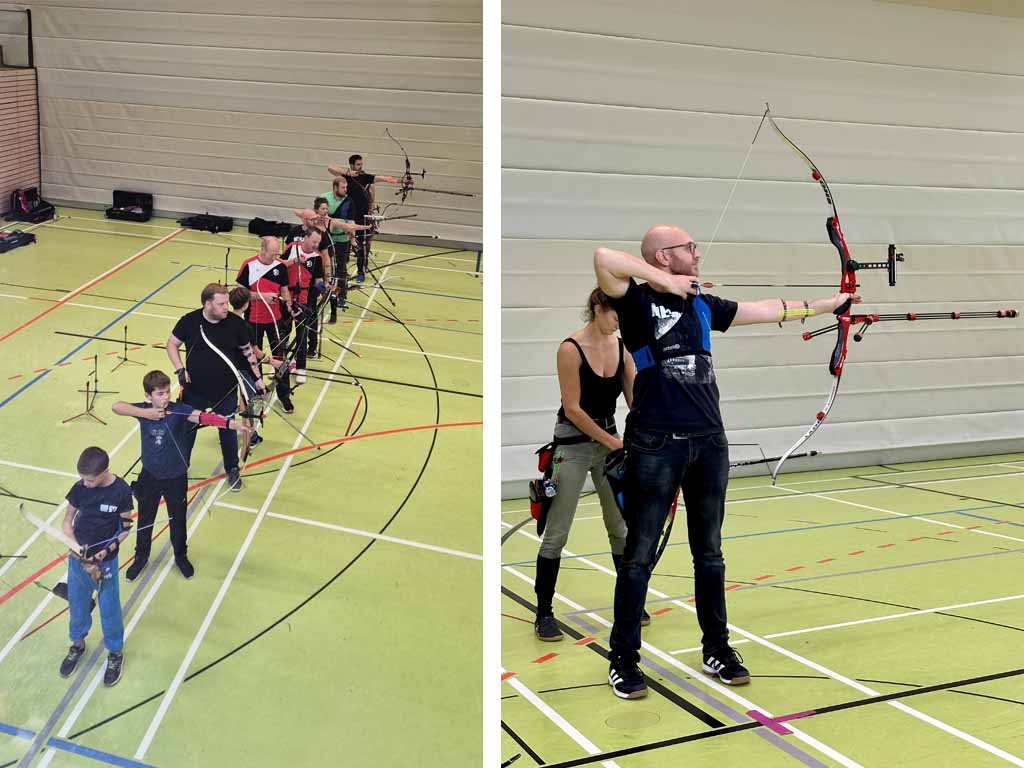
[533,288,639,641]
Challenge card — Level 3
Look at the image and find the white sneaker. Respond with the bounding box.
[296,369,307,384]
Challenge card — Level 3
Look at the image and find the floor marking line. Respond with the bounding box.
[351,341,481,363]
[133,253,395,760]
[502,563,860,768]
[502,669,623,768]
[0,228,184,343]
[504,525,1024,766]
[264,511,482,560]
[0,264,193,412]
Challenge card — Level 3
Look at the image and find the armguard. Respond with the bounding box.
[198,412,231,428]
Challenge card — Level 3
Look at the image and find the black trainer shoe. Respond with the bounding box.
[175,555,194,580]
[52,582,96,612]
[608,658,648,699]
[227,467,243,493]
[280,398,295,415]
[60,642,86,678]
[327,312,337,325]
[125,557,148,582]
[356,272,365,284]
[641,609,651,627]
[702,647,751,685]
[534,614,563,642]
[250,432,263,447]
[103,652,124,687]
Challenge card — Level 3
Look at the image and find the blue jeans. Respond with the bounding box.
[609,428,731,664]
[68,555,124,653]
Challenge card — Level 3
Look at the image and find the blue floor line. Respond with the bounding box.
[0,720,156,767]
[954,510,1024,528]
[0,265,193,412]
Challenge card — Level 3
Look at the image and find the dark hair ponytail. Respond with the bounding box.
[583,286,613,322]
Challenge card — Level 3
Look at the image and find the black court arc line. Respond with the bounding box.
[501,586,725,729]
[534,665,1024,768]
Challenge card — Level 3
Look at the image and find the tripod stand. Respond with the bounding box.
[63,355,118,425]
[110,325,145,372]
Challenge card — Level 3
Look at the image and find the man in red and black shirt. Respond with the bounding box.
[236,236,296,412]
[282,229,330,378]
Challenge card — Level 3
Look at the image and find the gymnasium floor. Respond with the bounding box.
[0,207,482,767]
[501,453,1024,767]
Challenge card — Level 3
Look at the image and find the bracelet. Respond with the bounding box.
[779,298,788,328]
[802,300,810,324]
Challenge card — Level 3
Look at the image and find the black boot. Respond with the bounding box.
[534,555,563,641]
[612,553,651,627]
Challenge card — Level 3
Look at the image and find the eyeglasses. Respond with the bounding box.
[663,241,699,256]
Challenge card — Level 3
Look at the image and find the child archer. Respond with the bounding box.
[111,370,250,582]
[59,446,132,686]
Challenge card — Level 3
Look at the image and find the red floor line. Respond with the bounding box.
[532,653,558,664]
[878,543,896,548]
[652,606,674,614]
[785,565,805,572]
[816,557,834,564]
[501,672,516,681]
[754,574,774,581]
[849,550,865,556]
[2,421,483,605]
[0,227,184,343]
[575,636,595,646]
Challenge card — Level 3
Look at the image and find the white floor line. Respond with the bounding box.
[37,478,227,768]
[388,262,479,276]
[213,501,259,514]
[669,592,1024,654]
[0,593,56,667]
[503,526,1024,767]
[133,253,396,760]
[772,483,1024,545]
[0,292,179,321]
[265,511,481,561]
[502,668,622,768]
[351,341,481,363]
[0,426,139,587]
[502,563,863,768]
[0,459,79,480]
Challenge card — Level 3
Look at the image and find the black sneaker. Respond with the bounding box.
[356,272,365,284]
[534,614,563,642]
[702,647,750,685]
[608,658,648,699]
[249,432,263,447]
[59,643,86,678]
[280,398,295,415]
[52,582,96,612]
[641,609,651,627]
[103,652,124,687]
[125,557,148,582]
[175,555,194,580]
[327,312,337,325]
[227,467,243,493]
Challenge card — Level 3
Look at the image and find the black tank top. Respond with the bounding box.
[556,337,625,424]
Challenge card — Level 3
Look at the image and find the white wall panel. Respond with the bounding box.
[501,0,1024,496]
[20,0,480,241]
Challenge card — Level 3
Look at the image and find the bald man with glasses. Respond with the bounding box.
[594,224,858,699]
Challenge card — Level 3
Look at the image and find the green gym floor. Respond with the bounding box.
[0,207,482,767]
[501,453,1024,767]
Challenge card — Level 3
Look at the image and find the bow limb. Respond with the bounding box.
[19,503,83,557]
[764,106,855,483]
[385,128,418,205]
[199,326,255,464]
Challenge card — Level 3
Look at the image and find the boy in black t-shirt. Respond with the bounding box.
[59,447,133,686]
[112,370,250,582]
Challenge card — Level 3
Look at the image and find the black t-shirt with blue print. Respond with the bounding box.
[611,278,737,434]
[66,477,133,559]
[133,401,194,480]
